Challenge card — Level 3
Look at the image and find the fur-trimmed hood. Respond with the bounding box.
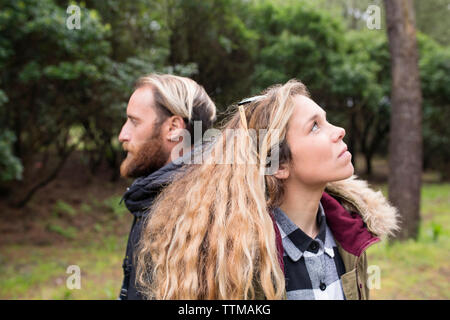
[325,175,400,239]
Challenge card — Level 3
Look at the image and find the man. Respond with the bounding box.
[118,74,216,299]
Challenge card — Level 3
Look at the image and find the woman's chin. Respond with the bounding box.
[343,166,355,179]
[346,163,355,177]
[331,164,354,182]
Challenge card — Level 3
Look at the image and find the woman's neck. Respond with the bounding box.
[279,179,325,239]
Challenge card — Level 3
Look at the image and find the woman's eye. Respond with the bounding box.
[311,121,319,132]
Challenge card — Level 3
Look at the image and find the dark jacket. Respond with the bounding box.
[119,160,186,300]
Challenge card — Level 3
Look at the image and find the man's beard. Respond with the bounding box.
[120,132,170,179]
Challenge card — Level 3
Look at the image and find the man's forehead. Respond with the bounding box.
[132,85,154,101]
[127,87,156,116]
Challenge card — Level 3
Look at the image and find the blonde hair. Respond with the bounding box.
[136,79,309,299]
[136,73,216,142]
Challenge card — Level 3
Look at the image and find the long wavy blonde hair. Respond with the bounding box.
[135,79,309,299]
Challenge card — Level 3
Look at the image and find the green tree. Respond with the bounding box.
[418,34,450,179]
[0,0,113,206]
[248,0,345,101]
[0,130,23,183]
[330,30,391,176]
[164,0,258,109]
[414,0,450,46]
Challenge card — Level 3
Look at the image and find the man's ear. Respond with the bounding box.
[273,162,290,180]
[165,115,186,141]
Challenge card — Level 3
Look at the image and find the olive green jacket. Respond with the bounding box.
[324,176,399,300]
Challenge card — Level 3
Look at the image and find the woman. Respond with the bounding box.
[135,79,399,300]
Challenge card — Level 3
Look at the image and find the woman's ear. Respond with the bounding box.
[273,162,289,180]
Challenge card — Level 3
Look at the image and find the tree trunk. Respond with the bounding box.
[384,0,423,240]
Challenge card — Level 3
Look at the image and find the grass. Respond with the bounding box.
[0,184,448,299]
[102,195,128,219]
[0,235,128,299]
[367,183,450,299]
[46,223,78,240]
[0,192,131,300]
[52,200,77,218]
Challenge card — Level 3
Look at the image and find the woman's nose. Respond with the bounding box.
[332,126,345,142]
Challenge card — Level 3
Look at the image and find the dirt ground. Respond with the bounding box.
[0,155,132,247]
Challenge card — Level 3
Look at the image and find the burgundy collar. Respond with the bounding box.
[320,192,379,257]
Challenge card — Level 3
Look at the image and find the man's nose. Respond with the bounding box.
[118,125,130,143]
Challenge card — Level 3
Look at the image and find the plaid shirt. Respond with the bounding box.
[273,202,347,300]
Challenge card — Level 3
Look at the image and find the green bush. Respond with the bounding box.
[52,200,77,218]
[0,130,23,183]
[46,223,78,239]
[102,196,127,219]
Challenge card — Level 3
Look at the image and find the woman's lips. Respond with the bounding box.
[339,150,351,159]
[338,146,350,158]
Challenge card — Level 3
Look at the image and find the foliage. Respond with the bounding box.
[0,0,115,202]
[248,0,345,100]
[329,30,391,174]
[46,223,78,239]
[0,0,449,206]
[102,195,127,219]
[414,0,450,46]
[52,200,77,218]
[163,0,258,107]
[418,34,450,178]
[0,130,23,183]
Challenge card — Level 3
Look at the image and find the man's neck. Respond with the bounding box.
[279,179,325,239]
[167,144,195,165]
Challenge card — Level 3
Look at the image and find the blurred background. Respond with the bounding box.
[0,0,448,299]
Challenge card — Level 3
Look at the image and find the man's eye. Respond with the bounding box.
[311,121,319,132]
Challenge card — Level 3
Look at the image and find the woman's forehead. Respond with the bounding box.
[290,95,324,125]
